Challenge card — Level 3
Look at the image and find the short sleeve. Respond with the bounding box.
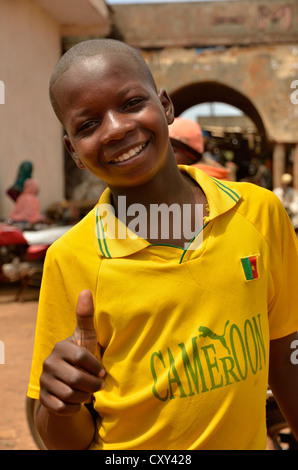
[266,193,298,339]
[27,213,101,399]
[27,244,78,399]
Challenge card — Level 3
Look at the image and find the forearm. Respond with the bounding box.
[269,332,298,440]
[35,401,96,450]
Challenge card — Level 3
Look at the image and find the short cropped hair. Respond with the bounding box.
[49,38,157,122]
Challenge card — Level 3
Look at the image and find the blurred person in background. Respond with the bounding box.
[6,160,33,202]
[9,178,44,226]
[169,117,230,180]
[273,173,298,231]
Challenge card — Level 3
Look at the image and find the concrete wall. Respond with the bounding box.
[111,1,298,49]
[0,0,64,219]
[141,44,298,189]
[143,44,298,144]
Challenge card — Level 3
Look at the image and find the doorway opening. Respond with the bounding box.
[170,81,273,187]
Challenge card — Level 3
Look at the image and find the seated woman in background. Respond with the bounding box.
[6,161,33,202]
[9,178,44,226]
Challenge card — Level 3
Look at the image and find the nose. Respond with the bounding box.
[101,110,134,144]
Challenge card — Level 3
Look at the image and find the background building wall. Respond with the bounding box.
[0,0,64,219]
[144,44,298,144]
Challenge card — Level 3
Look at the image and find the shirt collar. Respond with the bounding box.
[181,165,241,221]
[93,189,149,258]
[93,165,242,259]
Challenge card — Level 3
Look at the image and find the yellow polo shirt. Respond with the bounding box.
[27,166,298,450]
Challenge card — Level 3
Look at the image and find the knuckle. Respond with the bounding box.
[61,386,76,402]
[42,356,53,373]
[39,390,80,416]
[68,368,84,388]
[54,401,68,414]
[53,401,79,416]
[74,346,88,363]
[52,339,67,354]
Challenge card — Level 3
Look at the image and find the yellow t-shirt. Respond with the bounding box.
[27,166,298,450]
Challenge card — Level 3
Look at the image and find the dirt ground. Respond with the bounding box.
[0,283,295,452]
[0,283,40,450]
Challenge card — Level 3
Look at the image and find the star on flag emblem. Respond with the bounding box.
[241,255,259,281]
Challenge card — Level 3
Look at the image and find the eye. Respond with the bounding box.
[124,97,145,111]
[77,120,99,134]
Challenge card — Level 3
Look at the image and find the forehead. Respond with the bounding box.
[53,53,156,126]
[56,53,148,96]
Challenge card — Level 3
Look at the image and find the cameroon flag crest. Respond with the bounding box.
[241,255,259,281]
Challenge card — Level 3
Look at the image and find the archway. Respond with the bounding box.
[170,81,267,139]
[170,81,272,186]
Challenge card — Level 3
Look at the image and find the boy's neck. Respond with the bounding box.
[110,162,186,210]
[109,163,208,248]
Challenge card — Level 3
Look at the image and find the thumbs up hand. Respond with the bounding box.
[71,290,99,355]
[39,290,105,416]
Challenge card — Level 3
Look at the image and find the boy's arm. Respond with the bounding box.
[269,331,298,440]
[34,400,96,450]
[32,290,105,450]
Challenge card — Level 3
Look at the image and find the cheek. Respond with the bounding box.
[74,138,100,167]
[151,112,170,150]
[145,101,169,133]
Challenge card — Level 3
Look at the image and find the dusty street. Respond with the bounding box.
[0,284,39,450]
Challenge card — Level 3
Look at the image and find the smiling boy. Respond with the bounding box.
[27,39,298,450]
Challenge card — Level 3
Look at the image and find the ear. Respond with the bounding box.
[63,135,86,169]
[158,89,175,125]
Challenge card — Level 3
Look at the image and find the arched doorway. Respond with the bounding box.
[170,81,267,138]
[170,81,273,187]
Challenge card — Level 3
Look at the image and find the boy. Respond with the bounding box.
[27,39,298,450]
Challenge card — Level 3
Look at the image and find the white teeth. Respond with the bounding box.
[112,143,146,163]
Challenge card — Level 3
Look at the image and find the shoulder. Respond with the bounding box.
[42,206,101,292]
[46,206,97,260]
[226,180,284,213]
[226,180,294,244]
[227,179,274,199]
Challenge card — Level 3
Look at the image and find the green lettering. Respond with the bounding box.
[179,338,208,396]
[150,351,169,401]
[229,324,248,380]
[219,355,240,385]
[244,320,258,374]
[252,314,266,368]
[167,348,187,399]
[201,344,223,390]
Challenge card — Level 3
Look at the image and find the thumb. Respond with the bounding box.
[72,289,97,356]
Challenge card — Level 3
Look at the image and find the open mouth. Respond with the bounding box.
[110,141,148,164]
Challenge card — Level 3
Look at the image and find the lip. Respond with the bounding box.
[108,140,150,165]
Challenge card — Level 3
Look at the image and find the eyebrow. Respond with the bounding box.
[68,83,149,132]
[68,109,93,131]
